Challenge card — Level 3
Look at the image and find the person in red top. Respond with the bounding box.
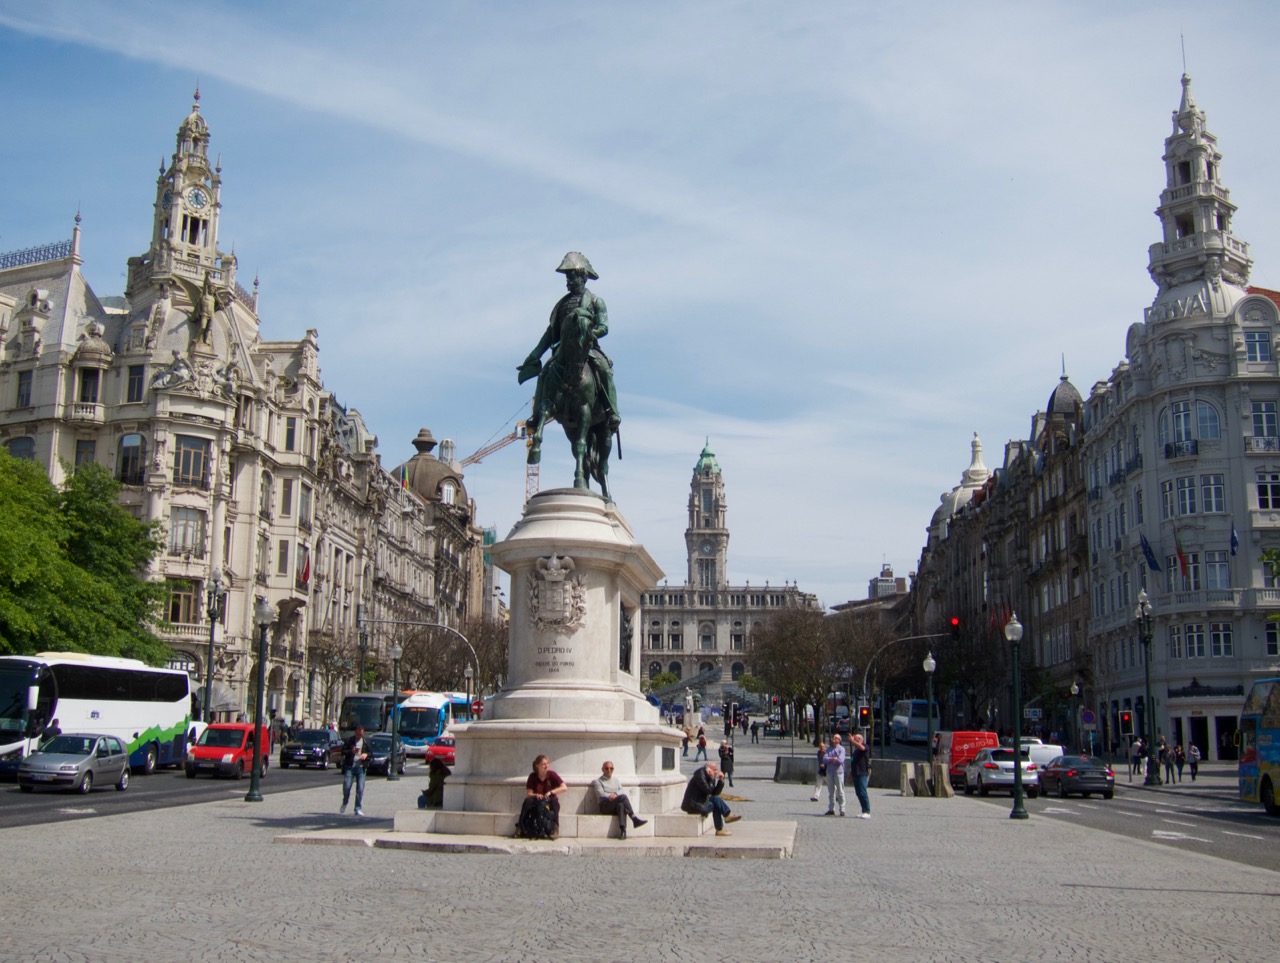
[519,754,568,838]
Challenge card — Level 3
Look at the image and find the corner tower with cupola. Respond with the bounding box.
[686,440,728,588]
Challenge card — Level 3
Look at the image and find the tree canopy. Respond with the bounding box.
[0,451,169,663]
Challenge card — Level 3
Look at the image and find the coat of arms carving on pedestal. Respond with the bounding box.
[529,553,587,632]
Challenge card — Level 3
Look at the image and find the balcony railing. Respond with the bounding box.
[1164,440,1198,459]
[1247,435,1280,452]
[172,471,212,490]
[69,402,103,423]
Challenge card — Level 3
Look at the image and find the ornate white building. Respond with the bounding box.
[0,94,483,724]
[639,441,820,704]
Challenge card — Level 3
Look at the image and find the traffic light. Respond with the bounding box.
[772,696,779,706]
[857,705,872,728]
[1120,711,1134,736]
[730,702,739,726]
[949,616,960,640]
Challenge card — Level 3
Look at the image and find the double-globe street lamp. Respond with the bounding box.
[1004,613,1029,820]
[246,597,274,803]
[388,643,403,782]
[204,571,224,723]
[923,651,937,758]
[1135,589,1162,787]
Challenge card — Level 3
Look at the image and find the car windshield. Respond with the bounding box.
[369,734,393,750]
[199,728,246,748]
[294,730,330,745]
[40,735,95,756]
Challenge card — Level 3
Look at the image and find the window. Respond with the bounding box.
[256,534,270,577]
[441,482,455,505]
[649,634,662,650]
[280,478,294,517]
[1205,550,1230,590]
[259,471,273,517]
[1176,477,1197,515]
[6,437,35,460]
[731,633,744,651]
[1186,624,1206,658]
[1253,401,1278,438]
[1259,472,1280,510]
[77,369,100,404]
[1197,401,1220,440]
[648,662,662,679]
[117,434,145,484]
[1245,330,1272,362]
[285,417,297,452]
[295,544,309,587]
[1267,623,1279,658]
[166,580,198,624]
[126,365,145,403]
[277,540,290,576]
[173,435,210,488]
[1184,553,1201,590]
[15,370,32,407]
[731,663,745,681]
[1134,489,1144,524]
[1168,625,1183,660]
[668,662,682,680]
[1161,481,1175,519]
[669,633,683,651]
[168,507,207,557]
[1171,402,1193,443]
[300,484,313,526]
[697,558,716,588]
[701,490,712,514]
[1201,474,1224,513]
[74,440,95,469]
[1209,622,1234,657]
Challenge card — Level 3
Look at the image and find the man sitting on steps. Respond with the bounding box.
[590,760,648,840]
[681,761,741,836]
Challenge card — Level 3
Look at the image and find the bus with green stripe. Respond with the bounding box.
[0,652,192,775]
[1238,676,1280,816]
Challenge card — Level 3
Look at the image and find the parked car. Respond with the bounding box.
[1026,743,1067,770]
[935,730,1000,790]
[186,722,271,779]
[1038,755,1116,799]
[279,728,344,770]
[426,735,456,767]
[964,747,1040,798]
[18,733,130,794]
[366,733,407,776]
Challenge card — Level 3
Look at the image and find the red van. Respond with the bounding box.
[935,730,1000,790]
[185,722,272,779]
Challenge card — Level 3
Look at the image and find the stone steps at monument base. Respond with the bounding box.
[394,809,713,838]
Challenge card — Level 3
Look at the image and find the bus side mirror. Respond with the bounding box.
[27,686,39,712]
[1234,731,1242,747]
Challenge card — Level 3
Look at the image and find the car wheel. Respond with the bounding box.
[281,760,289,769]
[1102,790,1114,800]
[78,771,93,795]
[185,768,196,779]
[398,762,406,775]
[1058,780,1069,799]
[234,760,244,780]
[1081,792,1091,799]
[963,779,974,795]
[142,744,157,775]
[19,784,33,793]
[978,777,989,797]
[319,758,327,770]
[116,767,129,791]
[1027,787,1039,799]
[1262,778,1280,817]
[260,759,268,778]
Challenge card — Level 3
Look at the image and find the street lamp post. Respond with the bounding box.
[246,597,273,803]
[388,643,403,781]
[923,652,937,761]
[204,571,223,723]
[464,664,474,714]
[1135,589,1162,786]
[1070,681,1080,753]
[1004,614,1029,820]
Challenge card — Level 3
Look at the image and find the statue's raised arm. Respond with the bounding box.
[519,252,620,499]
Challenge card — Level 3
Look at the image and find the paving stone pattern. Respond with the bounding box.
[2,739,1275,962]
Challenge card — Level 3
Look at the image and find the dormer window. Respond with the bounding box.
[441,481,456,505]
[1177,161,1192,185]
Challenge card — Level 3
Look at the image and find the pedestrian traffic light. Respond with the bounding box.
[949,616,960,640]
[730,702,739,726]
[772,696,779,706]
[857,705,872,728]
[1120,710,1134,736]
[721,702,729,721]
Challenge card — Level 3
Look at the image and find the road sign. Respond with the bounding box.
[1024,708,1042,720]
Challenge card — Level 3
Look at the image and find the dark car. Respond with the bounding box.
[1038,755,1116,799]
[18,733,130,794]
[366,733,407,776]
[279,728,344,770]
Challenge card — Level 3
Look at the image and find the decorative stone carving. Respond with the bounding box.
[151,350,194,389]
[529,553,586,632]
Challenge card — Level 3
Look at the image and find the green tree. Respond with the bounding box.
[643,670,680,693]
[0,452,169,662]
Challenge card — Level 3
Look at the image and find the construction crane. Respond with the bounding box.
[460,419,543,503]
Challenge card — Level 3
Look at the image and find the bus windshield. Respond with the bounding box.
[0,663,37,739]
[398,707,444,739]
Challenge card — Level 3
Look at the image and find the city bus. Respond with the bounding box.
[396,692,476,757]
[890,698,940,744]
[0,652,192,774]
[337,690,408,739]
[1237,676,1280,815]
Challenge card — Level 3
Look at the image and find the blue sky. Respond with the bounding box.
[3,2,1280,609]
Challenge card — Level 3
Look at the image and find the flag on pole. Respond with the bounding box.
[1174,529,1189,577]
[300,553,311,586]
[1139,532,1162,573]
[400,465,409,490]
[1231,520,1239,557]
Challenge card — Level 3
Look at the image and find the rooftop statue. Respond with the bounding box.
[518,252,620,499]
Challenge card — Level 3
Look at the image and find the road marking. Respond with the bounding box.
[1113,809,1144,817]
[57,808,97,815]
[1152,829,1212,843]
[1161,818,1199,828]
[1221,830,1266,840]
[1040,807,1077,815]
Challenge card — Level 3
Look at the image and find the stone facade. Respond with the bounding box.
[639,442,821,705]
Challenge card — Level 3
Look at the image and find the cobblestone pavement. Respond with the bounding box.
[3,736,1275,962]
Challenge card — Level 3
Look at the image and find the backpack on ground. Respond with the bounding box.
[520,800,557,839]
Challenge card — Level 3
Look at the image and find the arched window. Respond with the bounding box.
[117,434,145,484]
[1197,401,1221,439]
[648,661,662,679]
[699,662,714,674]
[731,662,745,681]
[441,481,456,505]
[6,436,35,461]
[668,662,683,680]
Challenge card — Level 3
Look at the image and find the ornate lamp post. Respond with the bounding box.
[923,651,937,760]
[245,597,274,803]
[204,571,224,723]
[1070,681,1080,753]
[464,664,474,715]
[388,643,403,781]
[1004,614,1029,820]
[1135,590,1162,786]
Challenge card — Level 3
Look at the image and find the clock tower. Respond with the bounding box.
[685,440,728,587]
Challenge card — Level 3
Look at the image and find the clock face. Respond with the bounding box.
[161,190,173,210]
[701,541,714,555]
[187,188,209,210]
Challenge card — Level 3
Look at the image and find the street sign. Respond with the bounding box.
[472,700,483,716]
[1080,708,1097,728]
[1024,708,1042,720]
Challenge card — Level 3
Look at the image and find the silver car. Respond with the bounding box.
[18,733,130,794]
[963,747,1040,798]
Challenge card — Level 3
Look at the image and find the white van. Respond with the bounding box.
[1026,744,1066,770]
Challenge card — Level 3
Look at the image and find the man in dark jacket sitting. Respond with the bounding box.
[681,761,741,836]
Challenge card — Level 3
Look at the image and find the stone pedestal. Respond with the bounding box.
[442,490,686,830]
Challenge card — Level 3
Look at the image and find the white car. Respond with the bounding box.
[963,747,1040,798]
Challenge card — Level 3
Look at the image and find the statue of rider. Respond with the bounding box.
[518,252,620,465]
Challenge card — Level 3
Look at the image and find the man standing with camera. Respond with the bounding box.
[340,724,371,816]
